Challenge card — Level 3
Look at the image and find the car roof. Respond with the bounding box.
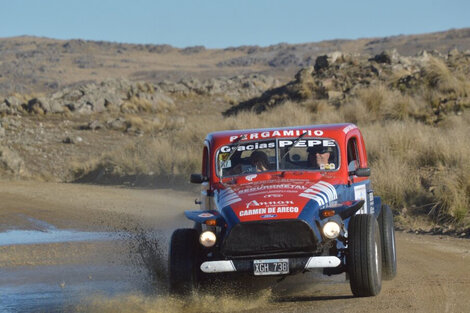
[206,123,359,148]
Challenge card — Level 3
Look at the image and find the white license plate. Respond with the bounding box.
[253,259,289,276]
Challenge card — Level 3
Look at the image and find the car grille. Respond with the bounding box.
[221,220,317,257]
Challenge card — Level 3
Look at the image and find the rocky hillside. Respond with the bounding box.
[0,74,279,116]
[2,28,470,96]
[224,49,470,122]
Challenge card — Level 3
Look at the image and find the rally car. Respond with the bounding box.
[169,123,397,297]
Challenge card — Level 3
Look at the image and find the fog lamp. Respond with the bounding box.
[199,231,217,247]
[322,221,341,239]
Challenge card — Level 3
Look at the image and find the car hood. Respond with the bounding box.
[215,175,339,224]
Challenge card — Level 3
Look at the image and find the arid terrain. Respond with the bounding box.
[1,28,470,312]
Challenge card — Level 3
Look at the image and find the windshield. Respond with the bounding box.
[217,138,339,177]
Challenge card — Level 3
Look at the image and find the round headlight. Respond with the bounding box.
[199,231,217,247]
[322,221,341,239]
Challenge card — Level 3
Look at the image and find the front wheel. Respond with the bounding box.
[347,214,382,297]
[378,204,397,280]
[168,228,200,296]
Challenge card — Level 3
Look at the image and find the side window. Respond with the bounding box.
[202,146,209,178]
[347,137,360,172]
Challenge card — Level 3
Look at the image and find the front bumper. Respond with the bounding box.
[200,256,341,274]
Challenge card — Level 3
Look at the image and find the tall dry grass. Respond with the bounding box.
[72,61,470,228]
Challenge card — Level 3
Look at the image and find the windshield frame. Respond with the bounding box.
[215,137,341,178]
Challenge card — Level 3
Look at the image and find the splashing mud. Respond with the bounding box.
[73,290,272,313]
[69,223,275,313]
[125,227,170,293]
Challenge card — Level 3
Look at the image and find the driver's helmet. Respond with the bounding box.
[307,146,336,165]
[249,151,269,171]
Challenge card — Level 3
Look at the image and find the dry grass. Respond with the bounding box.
[72,88,470,228]
[362,113,470,226]
[422,56,469,96]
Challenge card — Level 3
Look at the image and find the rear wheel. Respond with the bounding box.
[168,228,200,296]
[347,214,382,297]
[378,204,397,280]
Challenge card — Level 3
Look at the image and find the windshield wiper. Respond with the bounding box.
[280,132,308,161]
[220,135,246,179]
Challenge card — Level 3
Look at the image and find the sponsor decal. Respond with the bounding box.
[246,200,294,208]
[263,194,283,198]
[238,184,307,195]
[220,159,231,168]
[300,181,338,207]
[229,129,324,142]
[354,184,368,214]
[217,188,242,207]
[220,141,275,153]
[239,208,266,216]
[369,192,374,214]
[239,206,299,217]
[198,213,214,218]
[245,174,257,182]
[278,139,335,148]
[261,214,278,219]
[275,206,299,213]
[343,124,357,134]
[323,163,335,170]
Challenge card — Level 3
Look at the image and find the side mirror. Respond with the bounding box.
[190,173,208,184]
[354,167,371,177]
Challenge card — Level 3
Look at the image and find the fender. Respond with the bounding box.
[319,200,365,220]
[184,210,226,227]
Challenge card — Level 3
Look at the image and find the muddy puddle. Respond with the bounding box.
[0,216,348,313]
[0,216,172,313]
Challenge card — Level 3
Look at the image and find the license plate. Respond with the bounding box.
[253,259,289,276]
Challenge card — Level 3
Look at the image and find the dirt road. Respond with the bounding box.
[1,181,469,313]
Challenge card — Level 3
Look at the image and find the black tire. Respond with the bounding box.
[168,228,200,296]
[347,214,382,297]
[378,204,397,280]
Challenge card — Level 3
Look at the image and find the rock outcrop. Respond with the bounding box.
[223,49,470,119]
[0,145,28,177]
[0,75,279,116]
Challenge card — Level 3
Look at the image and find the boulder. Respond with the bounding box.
[314,55,329,72]
[63,137,74,144]
[0,146,28,176]
[48,100,65,113]
[24,98,45,114]
[295,66,314,82]
[0,102,10,114]
[328,51,343,64]
[106,117,127,131]
[327,90,343,101]
[5,96,22,110]
[84,120,104,131]
[369,50,400,64]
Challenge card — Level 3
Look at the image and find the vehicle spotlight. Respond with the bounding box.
[322,221,341,239]
[199,231,217,247]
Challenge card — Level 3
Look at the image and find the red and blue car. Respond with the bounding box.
[169,123,397,297]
